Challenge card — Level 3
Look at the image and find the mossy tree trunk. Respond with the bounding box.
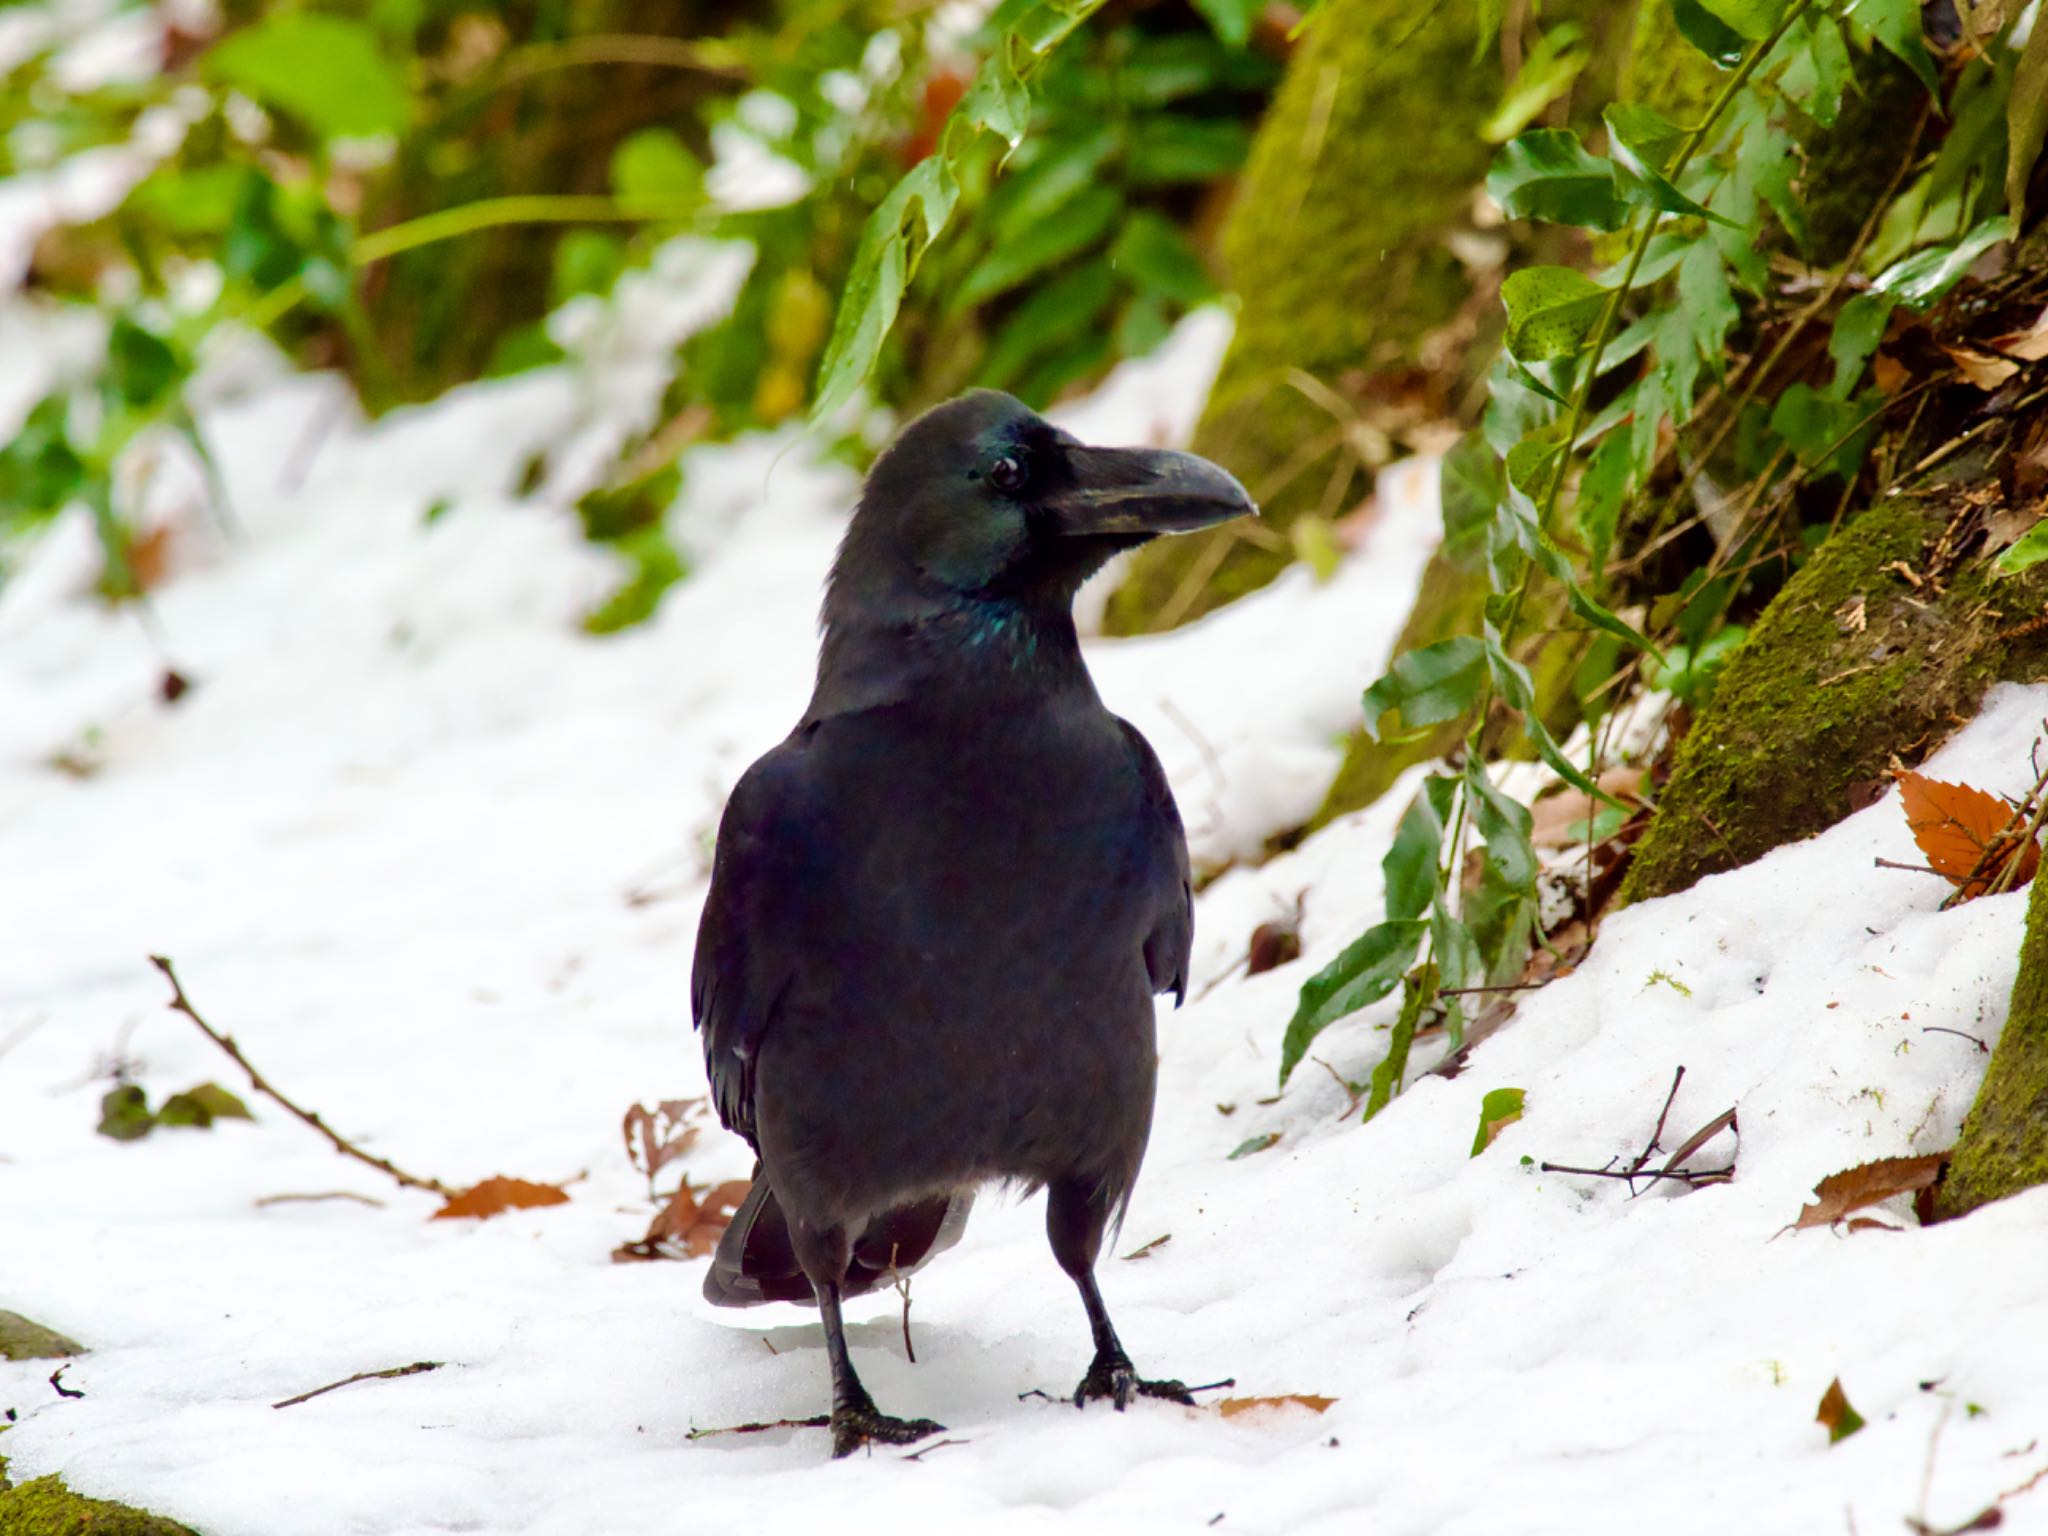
[1938,866,2048,1217]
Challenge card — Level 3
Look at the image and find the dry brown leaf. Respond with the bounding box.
[1990,304,2048,361]
[621,1099,703,1191]
[1817,1377,1866,1443]
[1790,1153,1949,1231]
[612,1177,753,1262]
[1217,1394,1336,1418]
[1943,345,2022,390]
[431,1176,571,1221]
[1872,352,1910,393]
[1529,767,1647,848]
[1897,771,2040,898]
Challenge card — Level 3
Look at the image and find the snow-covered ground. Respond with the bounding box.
[4,251,2048,1536]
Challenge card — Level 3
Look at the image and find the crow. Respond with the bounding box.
[692,389,1254,1457]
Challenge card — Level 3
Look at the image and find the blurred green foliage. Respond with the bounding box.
[0,0,1278,620]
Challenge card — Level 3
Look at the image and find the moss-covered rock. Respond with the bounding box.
[1937,868,2048,1219]
[0,1455,200,1536]
[1621,494,2048,904]
[0,1313,84,1362]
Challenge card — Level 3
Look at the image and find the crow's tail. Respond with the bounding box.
[702,1164,974,1309]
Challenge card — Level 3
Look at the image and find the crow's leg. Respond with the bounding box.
[792,1218,943,1458]
[1045,1178,1194,1411]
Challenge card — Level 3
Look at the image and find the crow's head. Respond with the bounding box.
[827,391,1254,621]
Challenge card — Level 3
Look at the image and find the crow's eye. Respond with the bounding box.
[989,454,1027,494]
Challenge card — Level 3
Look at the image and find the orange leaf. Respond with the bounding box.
[1990,304,2048,361]
[1790,1153,1949,1232]
[611,1177,756,1262]
[1897,772,2039,898]
[1817,1377,1866,1443]
[1217,1394,1336,1418]
[431,1176,571,1221]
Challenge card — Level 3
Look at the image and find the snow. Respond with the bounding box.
[5,168,2048,1536]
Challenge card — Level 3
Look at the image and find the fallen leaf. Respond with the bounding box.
[1897,772,2040,898]
[611,1178,752,1261]
[1245,919,1303,976]
[1990,304,2048,360]
[1227,1132,1281,1160]
[1944,345,2021,390]
[1791,1153,1949,1231]
[1470,1087,1526,1156]
[432,1176,572,1221]
[96,1084,155,1142]
[1817,1377,1866,1443]
[1529,768,1646,848]
[1872,351,1909,393]
[1218,1394,1336,1418]
[156,1081,253,1128]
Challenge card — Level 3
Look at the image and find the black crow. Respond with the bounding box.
[692,389,1254,1457]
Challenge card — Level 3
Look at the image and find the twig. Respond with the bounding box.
[889,1247,916,1365]
[901,1437,971,1461]
[1626,1066,1687,1179]
[50,1366,82,1399]
[1312,1056,1367,1120]
[272,1360,442,1410]
[1921,1027,1990,1053]
[1877,857,1947,877]
[685,1414,831,1440]
[1539,1160,1732,1187]
[1120,1233,1172,1261]
[1906,384,2048,480]
[1185,1378,1237,1394]
[254,1190,388,1209]
[149,956,454,1197]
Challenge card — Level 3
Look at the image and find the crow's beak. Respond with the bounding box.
[1046,444,1257,537]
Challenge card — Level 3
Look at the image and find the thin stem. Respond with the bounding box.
[352,194,704,266]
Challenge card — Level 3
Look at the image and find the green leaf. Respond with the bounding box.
[205,13,412,139]
[1847,0,1938,96]
[1125,115,1251,183]
[1226,1131,1282,1159]
[1501,267,1613,363]
[1483,627,1611,801]
[1505,420,1569,495]
[812,158,957,421]
[960,42,1031,151]
[1487,130,1627,230]
[1480,25,1593,144]
[1360,636,1489,740]
[1110,211,1214,305]
[1188,0,1261,49]
[1825,292,1896,399]
[1384,774,1458,923]
[1875,215,2015,309]
[96,1084,155,1142]
[610,128,703,205]
[1470,1087,1527,1155]
[1363,964,1435,1122]
[956,182,1120,308]
[2010,3,2048,225]
[1780,13,1853,128]
[1671,0,1746,64]
[157,1081,255,1129]
[989,129,1116,241]
[1696,0,1787,42]
[105,317,183,413]
[1278,920,1428,1084]
[1768,384,1881,479]
[1995,518,2048,575]
[1645,623,1747,704]
[1604,104,1733,225]
[1574,429,1631,575]
[1464,759,1537,891]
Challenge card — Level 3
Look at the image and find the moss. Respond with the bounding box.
[0,1313,83,1361]
[1621,496,2048,904]
[1938,868,2048,1219]
[0,1460,199,1536]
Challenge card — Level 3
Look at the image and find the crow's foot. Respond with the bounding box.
[1072,1352,1196,1411]
[830,1402,944,1458]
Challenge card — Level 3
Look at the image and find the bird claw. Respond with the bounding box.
[1072,1353,1195,1412]
[830,1404,945,1458]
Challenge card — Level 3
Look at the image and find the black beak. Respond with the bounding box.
[1045,444,1257,537]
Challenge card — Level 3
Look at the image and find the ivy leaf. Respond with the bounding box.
[1278,921,1428,1084]
[1846,0,1939,96]
[1871,217,2015,309]
[1671,0,1746,64]
[1487,130,1627,230]
[1360,636,1489,741]
[1696,0,1788,41]
[2010,2,2048,226]
[204,13,412,140]
[1501,267,1614,363]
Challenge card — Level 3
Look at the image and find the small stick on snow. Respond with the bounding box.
[685,1415,832,1440]
[888,1246,916,1365]
[901,1438,971,1461]
[1625,1066,1687,1182]
[149,955,454,1197]
[254,1191,388,1209]
[273,1360,442,1410]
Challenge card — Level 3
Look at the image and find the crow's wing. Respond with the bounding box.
[691,741,814,1145]
[1116,717,1194,1005]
